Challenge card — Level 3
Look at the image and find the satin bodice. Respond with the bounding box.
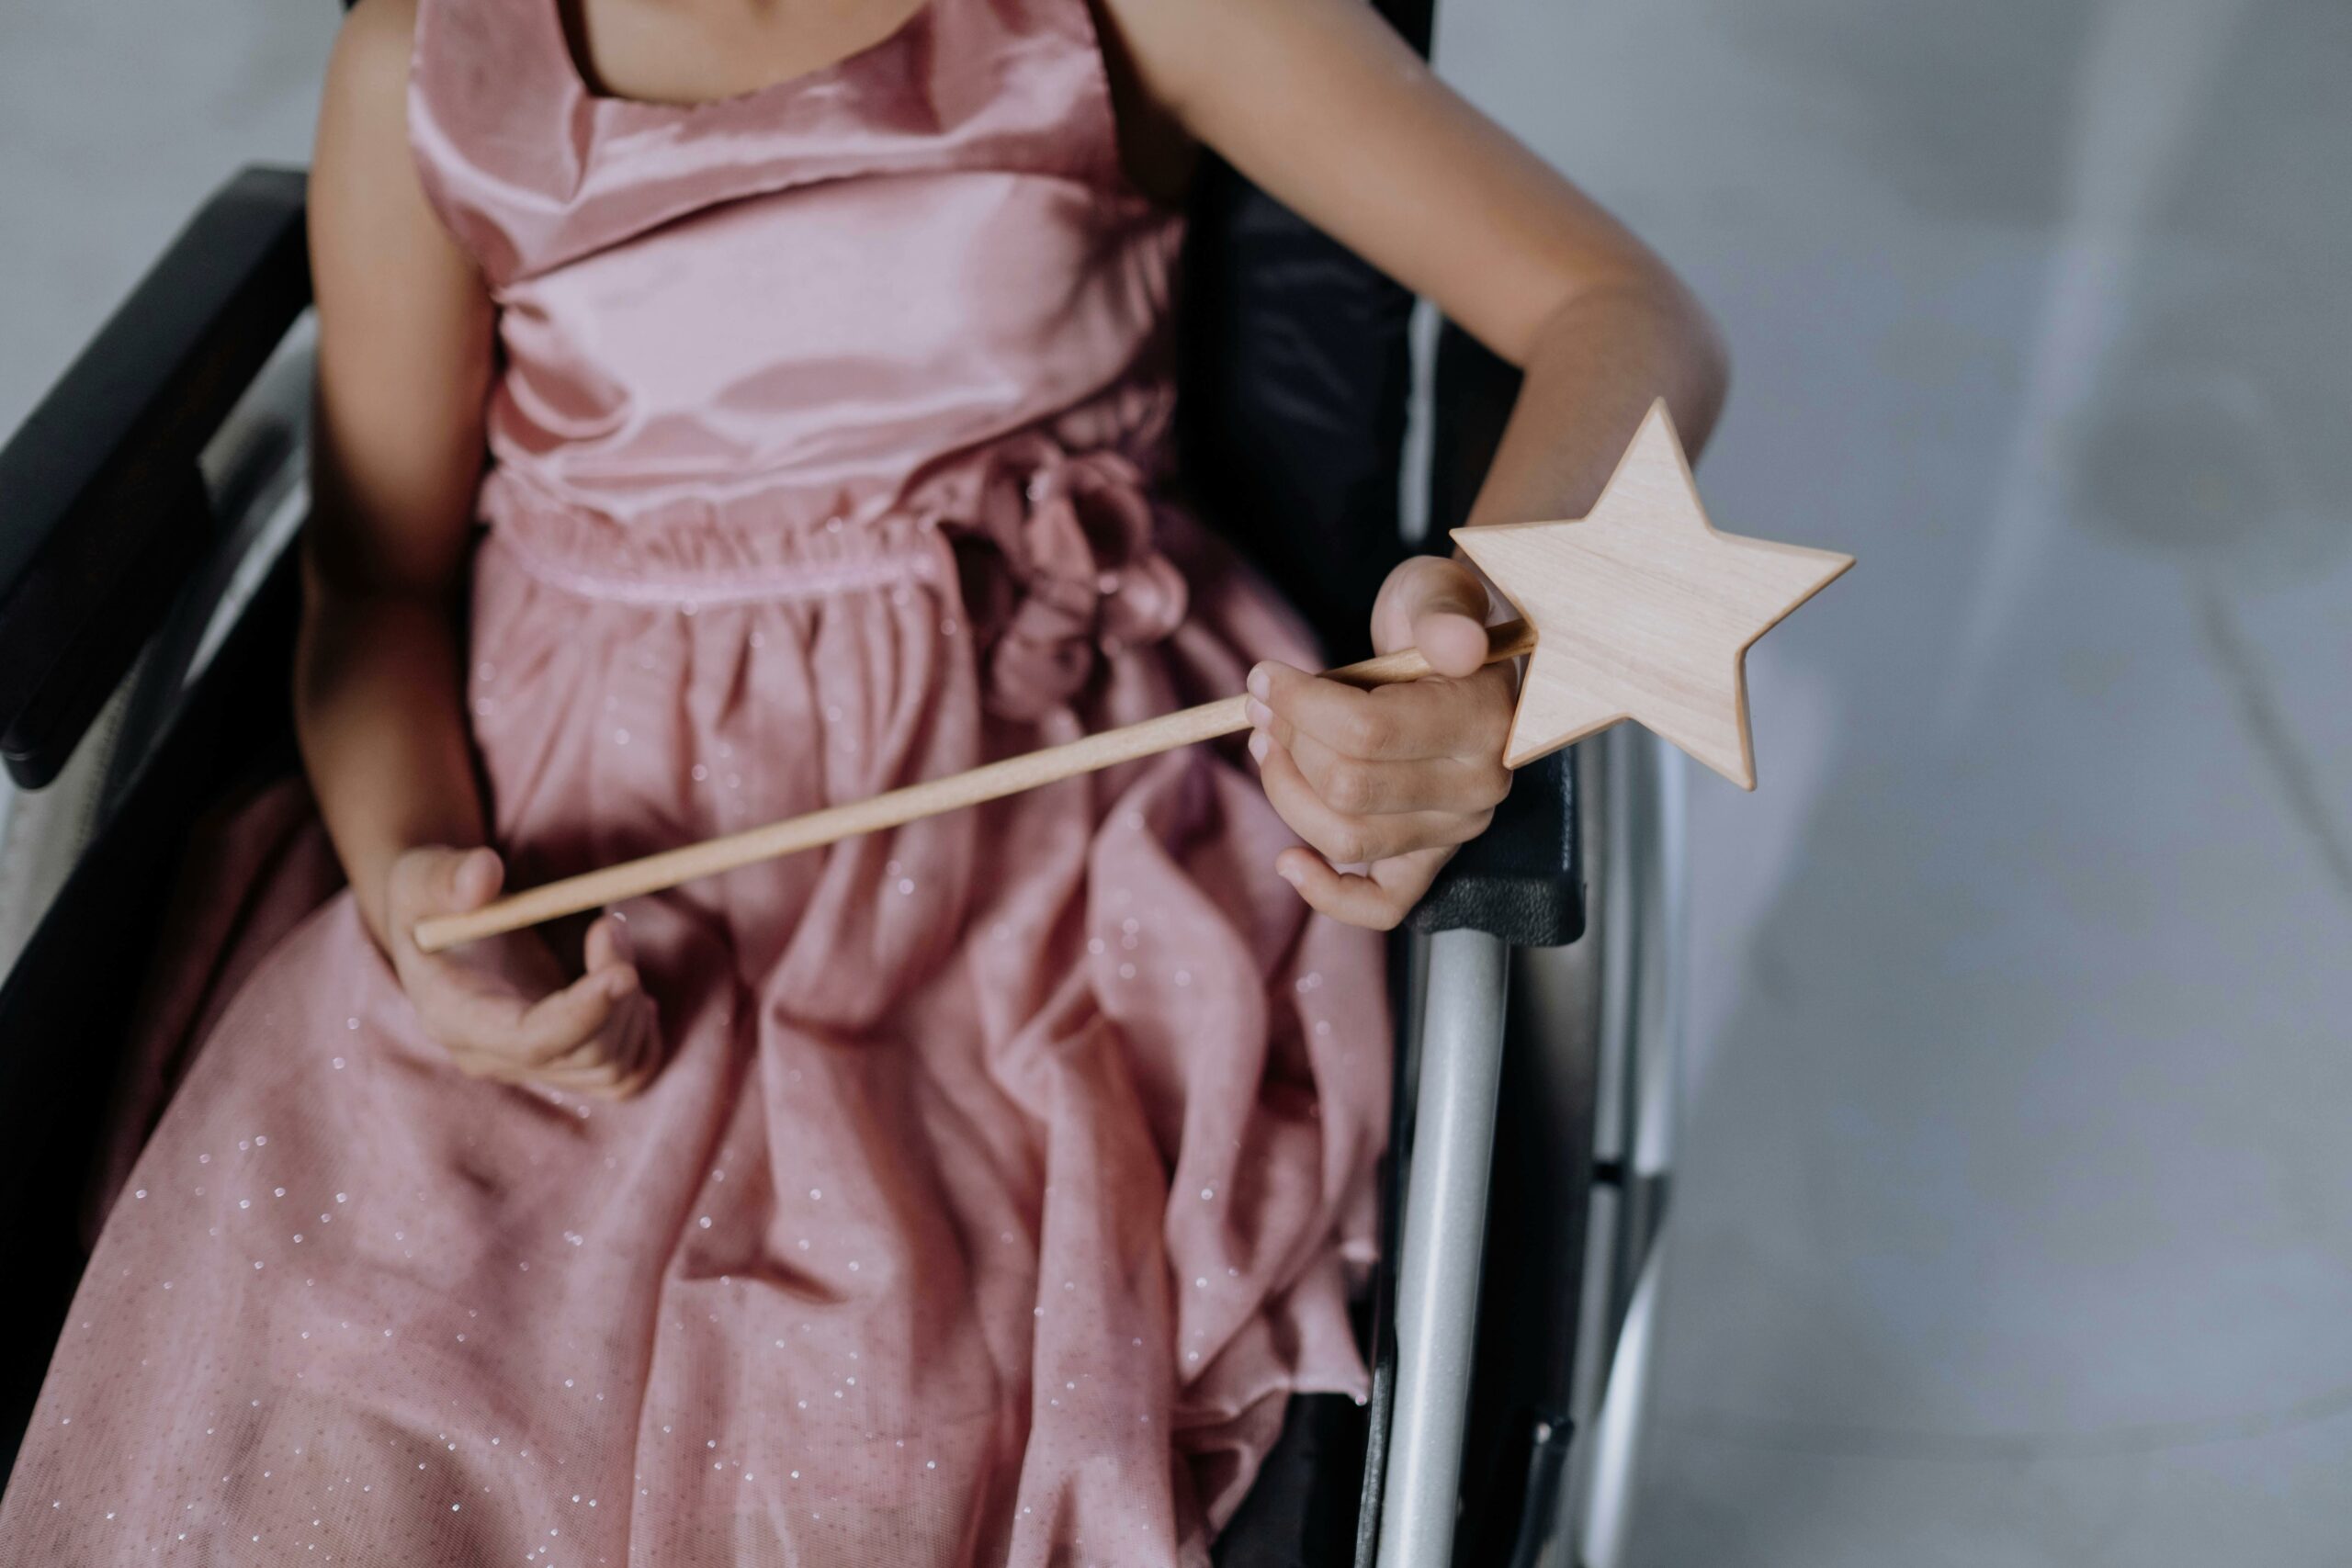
[407,0,1187,531]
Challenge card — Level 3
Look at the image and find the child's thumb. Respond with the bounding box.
[436,846,504,911]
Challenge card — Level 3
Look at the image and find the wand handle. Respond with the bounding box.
[413,619,1534,953]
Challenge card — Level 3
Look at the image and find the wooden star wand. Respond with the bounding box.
[414,400,1851,953]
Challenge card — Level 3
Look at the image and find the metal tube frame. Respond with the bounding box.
[1375,926,1512,1568]
[1366,726,1686,1568]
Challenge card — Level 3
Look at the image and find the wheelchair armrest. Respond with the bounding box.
[1406,747,1581,947]
[0,164,310,789]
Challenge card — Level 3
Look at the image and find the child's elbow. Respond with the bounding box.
[1654,265,1731,449]
[1539,260,1732,449]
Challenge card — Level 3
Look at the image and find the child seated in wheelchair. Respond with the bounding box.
[0,0,1722,1557]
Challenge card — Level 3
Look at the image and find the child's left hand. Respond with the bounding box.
[1246,555,1518,930]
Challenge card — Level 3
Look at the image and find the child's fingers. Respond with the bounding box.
[521,980,658,1098]
[525,1038,638,1096]
[574,916,659,1096]
[447,847,504,910]
[536,1033,647,1099]
[1248,663,1460,763]
[601,998,664,1099]
[1274,844,1453,931]
[417,953,650,1089]
[1264,718,1511,818]
[1369,555,1492,675]
[395,843,503,919]
[409,960,530,1052]
[448,1040,616,1092]
[1408,605,1493,681]
[1250,658,1514,772]
[384,845,491,953]
[1253,732,1489,867]
[449,1010,636,1091]
[582,911,639,982]
[573,987,652,1071]
[507,965,632,1066]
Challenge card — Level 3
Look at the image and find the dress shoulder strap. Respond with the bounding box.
[407,0,1136,288]
[405,0,594,284]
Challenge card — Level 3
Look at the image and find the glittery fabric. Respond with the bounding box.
[0,0,1391,1561]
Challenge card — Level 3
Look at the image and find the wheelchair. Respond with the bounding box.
[0,3,1683,1560]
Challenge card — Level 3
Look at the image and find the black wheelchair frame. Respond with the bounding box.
[0,5,1679,1562]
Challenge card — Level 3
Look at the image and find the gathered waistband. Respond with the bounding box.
[479,380,1183,609]
[483,479,955,609]
[478,400,1198,722]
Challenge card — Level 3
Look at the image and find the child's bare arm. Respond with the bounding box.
[1105,0,1731,926]
[303,0,493,942]
[1106,0,1726,474]
[303,0,652,1092]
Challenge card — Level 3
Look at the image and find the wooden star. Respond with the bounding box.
[1451,400,1852,788]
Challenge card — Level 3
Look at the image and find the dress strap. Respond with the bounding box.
[407,0,1136,288]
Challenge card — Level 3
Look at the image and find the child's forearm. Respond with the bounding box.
[293,555,489,953]
[1458,273,1730,536]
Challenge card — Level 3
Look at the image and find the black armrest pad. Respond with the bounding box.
[1408,747,1582,946]
[0,164,310,788]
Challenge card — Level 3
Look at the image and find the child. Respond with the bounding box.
[0,0,1724,1558]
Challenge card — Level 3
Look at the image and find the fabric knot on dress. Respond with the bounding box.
[932,431,1190,721]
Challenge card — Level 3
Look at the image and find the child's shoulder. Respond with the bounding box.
[314,0,425,205]
[323,0,422,115]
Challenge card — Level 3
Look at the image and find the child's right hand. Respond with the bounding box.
[382,846,658,1099]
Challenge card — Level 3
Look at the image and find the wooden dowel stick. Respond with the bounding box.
[413,618,1535,953]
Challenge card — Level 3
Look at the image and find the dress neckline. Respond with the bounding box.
[543,0,940,121]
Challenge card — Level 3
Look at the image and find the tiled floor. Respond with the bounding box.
[1426,0,2352,1561]
[5,0,2348,1561]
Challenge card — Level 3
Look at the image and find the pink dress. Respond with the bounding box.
[0,0,1392,1561]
